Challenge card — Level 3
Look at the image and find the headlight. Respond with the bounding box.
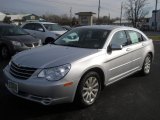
[38,39,42,45]
[38,64,71,81]
[8,60,11,66]
[11,41,21,46]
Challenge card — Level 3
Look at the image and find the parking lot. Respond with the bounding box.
[0,41,160,120]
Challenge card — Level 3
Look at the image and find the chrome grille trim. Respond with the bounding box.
[9,62,37,80]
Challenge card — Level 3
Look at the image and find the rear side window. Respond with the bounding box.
[127,31,145,44]
[23,23,34,30]
[110,31,128,46]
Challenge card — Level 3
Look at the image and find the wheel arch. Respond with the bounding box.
[80,67,105,90]
[148,51,153,62]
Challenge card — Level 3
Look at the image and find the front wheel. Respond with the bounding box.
[75,71,101,107]
[141,54,152,75]
[1,45,10,59]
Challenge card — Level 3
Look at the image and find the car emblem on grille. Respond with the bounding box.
[17,63,21,67]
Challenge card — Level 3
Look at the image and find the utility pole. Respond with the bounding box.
[70,7,72,20]
[98,0,101,21]
[120,2,123,26]
[155,0,158,31]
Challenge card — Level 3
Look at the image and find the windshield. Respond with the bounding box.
[54,28,110,49]
[43,24,65,31]
[0,25,29,36]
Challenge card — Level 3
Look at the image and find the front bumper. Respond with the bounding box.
[3,65,77,105]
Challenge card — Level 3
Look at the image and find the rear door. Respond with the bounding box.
[33,23,46,41]
[126,30,145,71]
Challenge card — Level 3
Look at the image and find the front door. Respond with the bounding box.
[105,30,133,83]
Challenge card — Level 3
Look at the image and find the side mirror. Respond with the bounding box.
[107,44,122,53]
[37,28,44,32]
[111,44,122,50]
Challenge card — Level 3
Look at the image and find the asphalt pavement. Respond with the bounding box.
[0,41,160,120]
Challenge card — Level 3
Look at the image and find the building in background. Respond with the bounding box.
[113,19,132,26]
[75,12,96,25]
[0,12,45,25]
[0,12,6,22]
[149,10,160,31]
[7,14,45,25]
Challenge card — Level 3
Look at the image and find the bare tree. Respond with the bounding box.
[124,0,149,28]
[3,16,11,24]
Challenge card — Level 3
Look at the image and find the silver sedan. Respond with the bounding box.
[3,25,154,107]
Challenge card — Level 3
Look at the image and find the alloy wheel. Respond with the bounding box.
[1,46,9,58]
[144,55,151,74]
[82,76,99,104]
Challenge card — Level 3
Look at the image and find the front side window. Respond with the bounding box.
[110,31,128,46]
[54,28,110,49]
[23,23,34,30]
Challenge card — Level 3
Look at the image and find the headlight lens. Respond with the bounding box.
[8,60,11,66]
[38,64,71,81]
[11,41,21,46]
[39,39,42,45]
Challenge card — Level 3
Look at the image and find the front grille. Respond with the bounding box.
[9,62,37,80]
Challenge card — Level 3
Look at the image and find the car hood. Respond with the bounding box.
[12,44,99,68]
[3,35,38,43]
[51,31,67,35]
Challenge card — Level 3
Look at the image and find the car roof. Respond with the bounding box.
[78,25,136,31]
[25,22,57,25]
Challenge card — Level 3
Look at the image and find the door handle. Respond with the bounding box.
[126,48,132,51]
[142,43,146,46]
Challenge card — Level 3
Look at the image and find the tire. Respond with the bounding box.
[75,71,101,107]
[1,45,10,59]
[141,54,152,75]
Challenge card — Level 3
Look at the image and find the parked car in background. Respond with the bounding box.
[21,22,67,44]
[0,23,41,59]
[62,25,72,31]
[3,25,154,107]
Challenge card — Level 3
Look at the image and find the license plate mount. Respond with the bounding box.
[8,80,18,93]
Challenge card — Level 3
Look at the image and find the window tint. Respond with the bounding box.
[128,31,144,44]
[54,28,110,49]
[111,31,128,46]
[23,23,34,30]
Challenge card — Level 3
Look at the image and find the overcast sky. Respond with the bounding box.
[0,0,159,18]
